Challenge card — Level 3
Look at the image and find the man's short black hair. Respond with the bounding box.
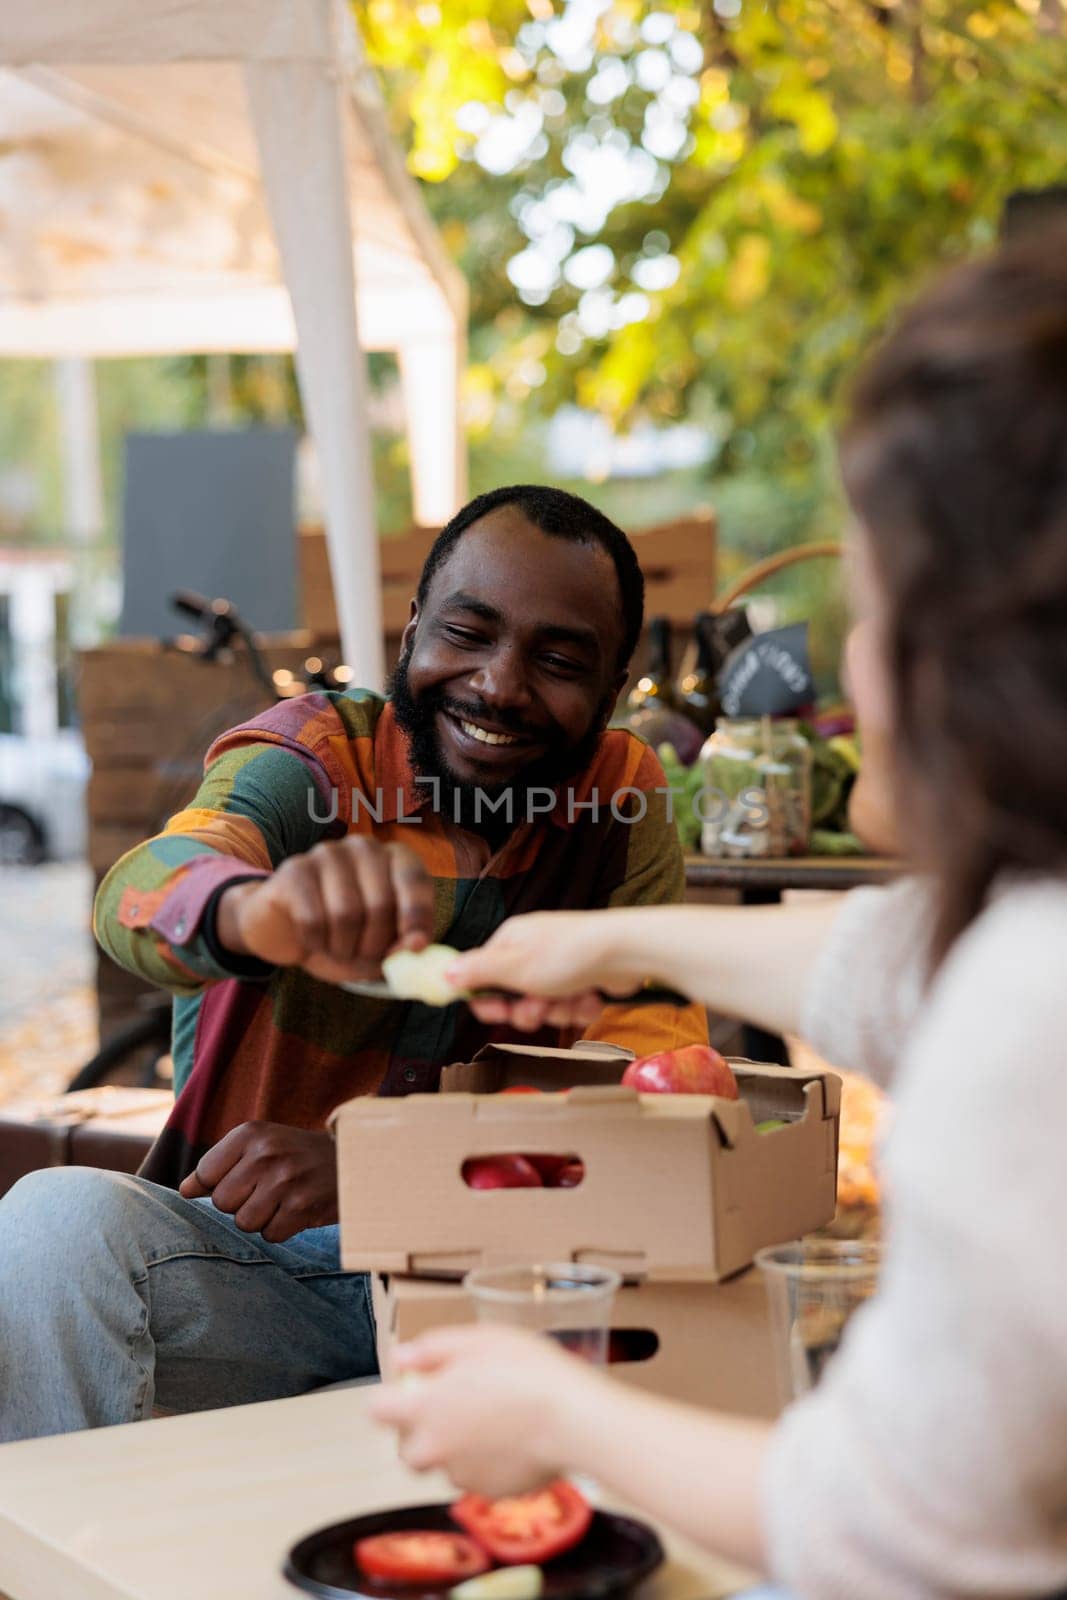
[415,484,645,673]
[1001,186,1067,241]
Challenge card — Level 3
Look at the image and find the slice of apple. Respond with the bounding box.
[382,943,470,1007]
[451,1567,544,1600]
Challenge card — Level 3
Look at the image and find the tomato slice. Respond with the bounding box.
[355,1530,491,1587]
[452,1480,592,1565]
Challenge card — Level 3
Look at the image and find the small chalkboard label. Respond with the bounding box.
[719,621,814,716]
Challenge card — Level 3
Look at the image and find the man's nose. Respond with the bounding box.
[469,647,533,711]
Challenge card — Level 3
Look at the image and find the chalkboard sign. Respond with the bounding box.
[719,621,814,717]
[120,429,298,639]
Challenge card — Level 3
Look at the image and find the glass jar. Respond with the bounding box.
[699,716,813,858]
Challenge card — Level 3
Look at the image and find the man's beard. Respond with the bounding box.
[389,650,605,832]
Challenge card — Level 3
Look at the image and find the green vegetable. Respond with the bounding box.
[755,1118,788,1133]
[809,828,865,857]
[450,1566,545,1600]
[826,735,862,775]
[657,742,704,853]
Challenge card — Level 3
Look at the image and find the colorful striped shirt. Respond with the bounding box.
[94,690,706,1186]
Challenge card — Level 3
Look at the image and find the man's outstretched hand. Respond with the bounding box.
[179,1122,338,1243]
[215,836,436,986]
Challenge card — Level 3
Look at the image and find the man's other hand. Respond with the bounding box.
[179,1123,338,1242]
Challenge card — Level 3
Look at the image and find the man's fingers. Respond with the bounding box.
[389,844,435,949]
[233,1190,282,1236]
[259,1205,301,1244]
[207,1152,264,1218]
[185,1124,255,1193]
[351,839,399,966]
[277,859,329,956]
[178,1171,211,1199]
[316,846,367,964]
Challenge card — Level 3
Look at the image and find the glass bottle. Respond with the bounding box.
[626,616,677,714]
[676,612,721,737]
[699,716,813,858]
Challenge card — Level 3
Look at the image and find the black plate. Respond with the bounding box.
[283,1501,665,1600]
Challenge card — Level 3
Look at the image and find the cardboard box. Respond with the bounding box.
[372,1268,781,1421]
[335,1043,840,1282]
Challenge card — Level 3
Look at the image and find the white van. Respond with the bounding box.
[0,732,89,865]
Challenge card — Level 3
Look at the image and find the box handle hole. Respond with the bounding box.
[460,1154,585,1189]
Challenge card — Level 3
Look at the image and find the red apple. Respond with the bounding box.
[621,1044,739,1100]
[525,1153,573,1185]
[461,1155,543,1190]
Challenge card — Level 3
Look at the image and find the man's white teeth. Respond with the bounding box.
[460,720,519,747]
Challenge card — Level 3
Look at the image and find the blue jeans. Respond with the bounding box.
[0,1167,378,1442]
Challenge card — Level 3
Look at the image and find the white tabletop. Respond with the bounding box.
[0,1388,755,1600]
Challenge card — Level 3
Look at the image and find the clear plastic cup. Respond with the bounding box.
[756,1239,881,1402]
[463,1262,622,1365]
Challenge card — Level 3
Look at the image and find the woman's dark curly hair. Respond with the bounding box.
[840,230,1067,966]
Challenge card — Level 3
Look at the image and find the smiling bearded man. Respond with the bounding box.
[0,484,706,1443]
[389,492,629,835]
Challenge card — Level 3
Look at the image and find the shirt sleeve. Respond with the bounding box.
[799,876,935,1089]
[763,882,1067,1599]
[579,765,708,1058]
[92,697,355,994]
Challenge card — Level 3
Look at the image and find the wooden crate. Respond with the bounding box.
[78,635,333,1042]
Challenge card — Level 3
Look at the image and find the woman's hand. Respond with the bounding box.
[371,1325,605,1498]
[374,1324,772,1572]
[446,911,638,1031]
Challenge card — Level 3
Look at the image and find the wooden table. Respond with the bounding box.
[684,854,901,894]
[0,1387,756,1600]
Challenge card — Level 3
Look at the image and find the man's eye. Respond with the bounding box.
[542,655,584,676]
[443,625,486,647]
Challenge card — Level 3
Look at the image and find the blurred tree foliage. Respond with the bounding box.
[357,0,1067,495]
[4,0,1065,598]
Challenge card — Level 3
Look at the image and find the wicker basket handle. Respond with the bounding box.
[711,540,843,615]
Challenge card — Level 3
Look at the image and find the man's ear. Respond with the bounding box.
[399,598,420,658]
[597,672,629,731]
[606,669,629,722]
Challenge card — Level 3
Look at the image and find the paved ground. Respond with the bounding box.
[0,862,98,1106]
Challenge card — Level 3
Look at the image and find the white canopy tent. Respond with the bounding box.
[0,0,468,685]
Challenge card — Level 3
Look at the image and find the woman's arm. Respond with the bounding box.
[447,897,843,1041]
[371,1325,771,1572]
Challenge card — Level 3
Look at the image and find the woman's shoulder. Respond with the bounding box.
[941,873,1067,988]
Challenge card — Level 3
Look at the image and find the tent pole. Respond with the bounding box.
[398,334,467,528]
[245,58,384,688]
[54,358,104,546]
